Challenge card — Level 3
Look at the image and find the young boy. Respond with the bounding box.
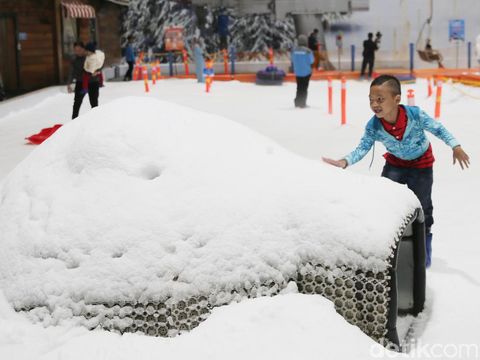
[323,75,470,267]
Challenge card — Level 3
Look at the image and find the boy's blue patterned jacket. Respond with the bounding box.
[344,105,460,166]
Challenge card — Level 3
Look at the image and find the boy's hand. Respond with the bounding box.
[322,157,347,169]
[453,146,470,169]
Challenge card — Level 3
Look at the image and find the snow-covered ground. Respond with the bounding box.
[1,78,479,359]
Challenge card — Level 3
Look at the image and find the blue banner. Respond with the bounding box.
[449,19,465,41]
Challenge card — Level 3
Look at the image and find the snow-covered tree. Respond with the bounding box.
[121,0,295,59]
[230,14,295,56]
[122,0,197,52]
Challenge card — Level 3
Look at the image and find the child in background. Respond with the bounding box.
[322,75,470,268]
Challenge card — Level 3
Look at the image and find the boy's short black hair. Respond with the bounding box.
[370,74,401,96]
[73,41,85,48]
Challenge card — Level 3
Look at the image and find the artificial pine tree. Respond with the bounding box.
[122,0,295,60]
[230,13,295,59]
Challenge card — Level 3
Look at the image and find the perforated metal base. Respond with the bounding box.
[17,265,392,343]
[18,212,422,349]
[297,265,390,340]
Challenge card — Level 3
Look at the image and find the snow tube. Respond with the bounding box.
[25,124,63,144]
[256,65,286,85]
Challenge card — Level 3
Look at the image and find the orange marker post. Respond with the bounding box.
[182,49,189,75]
[142,66,149,93]
[317,43,323,71]
[223,49,229,75]
[133,60,140,81]
[206,77,212,93]
[268,47,274,65]
[434,78,443,120]
[427,77,433,97]
[151,64,157,85]
[156,60,161,78]
[341,77,346,125]
[328,77,333,114]
[407,89,415,106]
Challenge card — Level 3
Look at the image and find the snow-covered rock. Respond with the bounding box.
[0,97,419,312]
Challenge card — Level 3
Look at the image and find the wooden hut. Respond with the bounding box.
[0,0,124,97]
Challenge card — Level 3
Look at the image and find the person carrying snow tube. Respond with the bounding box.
[81,42,105,111]
[322,75,470,268]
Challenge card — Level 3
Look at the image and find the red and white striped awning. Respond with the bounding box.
[61,0,96,19]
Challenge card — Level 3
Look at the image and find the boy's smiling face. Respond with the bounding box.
[369,83,401,123]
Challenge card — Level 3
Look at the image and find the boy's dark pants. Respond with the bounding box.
[294,75,311,108]
[72,81,99,119]
[381,163,433,234]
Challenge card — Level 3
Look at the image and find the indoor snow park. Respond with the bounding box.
[0,0,479,359]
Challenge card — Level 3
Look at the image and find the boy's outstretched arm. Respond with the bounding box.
[419,110,470,170]
[323,124,376,169]
[453,145,470,169]
[322,157,347,169]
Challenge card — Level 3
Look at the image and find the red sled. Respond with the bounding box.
[25,124,63,145]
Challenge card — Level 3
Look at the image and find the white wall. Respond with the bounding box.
[323,0,480,69]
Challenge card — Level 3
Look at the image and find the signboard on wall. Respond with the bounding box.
[449,19,465,41]
[164,27,185,51]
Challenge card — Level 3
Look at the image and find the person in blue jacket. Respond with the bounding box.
[193,38,205,83]
[322,75,470,268]
[291,34,314,108]
[123,36,136,81]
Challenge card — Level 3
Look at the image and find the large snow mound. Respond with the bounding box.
[0,97,419,310]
